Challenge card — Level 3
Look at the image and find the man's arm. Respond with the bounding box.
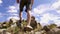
[16,0,20,3]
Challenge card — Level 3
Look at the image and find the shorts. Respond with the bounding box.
[20,0,33,12]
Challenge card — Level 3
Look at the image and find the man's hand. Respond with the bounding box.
[16,0,19,3]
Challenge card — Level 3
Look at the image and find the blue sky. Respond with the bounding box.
[0,0,60,26]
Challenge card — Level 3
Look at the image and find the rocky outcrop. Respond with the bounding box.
[0,16,60,34]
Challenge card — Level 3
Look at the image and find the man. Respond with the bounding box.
[16,0,34,29]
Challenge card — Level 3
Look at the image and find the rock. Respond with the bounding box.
[3,30,7,34]
[43,26,50,32]
[35,32,41,34]
[30,16,37,30]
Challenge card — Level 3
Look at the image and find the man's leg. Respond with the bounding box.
[25,0,34,29]
[18,1,24,28]
[26,4,33,29]
[19,0,24,24]
[26,10,33,29]
[26,11,31,26]
[19,11,22,23]
[17,11,22,28]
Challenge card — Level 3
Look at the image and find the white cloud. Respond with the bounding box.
[7,5,19,19]
[0,0,2,5]
[31,2,60,26]
[31,4,50,26]
[6,3,20,22]
[40,13,60,26]
[0,0,2,4]
[7,16,20,21]
[14,3,19,10]
[32,4,51,15]
[49,0,60,26]
[9,13,18,16]
[51,0,60,9]
[51,0,60,14]
[8,6,17,13]
[40,13,51,25]
[7,2,19,13]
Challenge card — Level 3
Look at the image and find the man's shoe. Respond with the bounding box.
[24,25,33,32]
[26,25,33,29]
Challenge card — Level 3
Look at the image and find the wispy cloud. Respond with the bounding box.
[40,13,60,26]
[51,0,60,14]
[6,3,19,20]
[7,16,20,21]
[32,4,51,15]
[7,6,17,13]
[31,0,60,26]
